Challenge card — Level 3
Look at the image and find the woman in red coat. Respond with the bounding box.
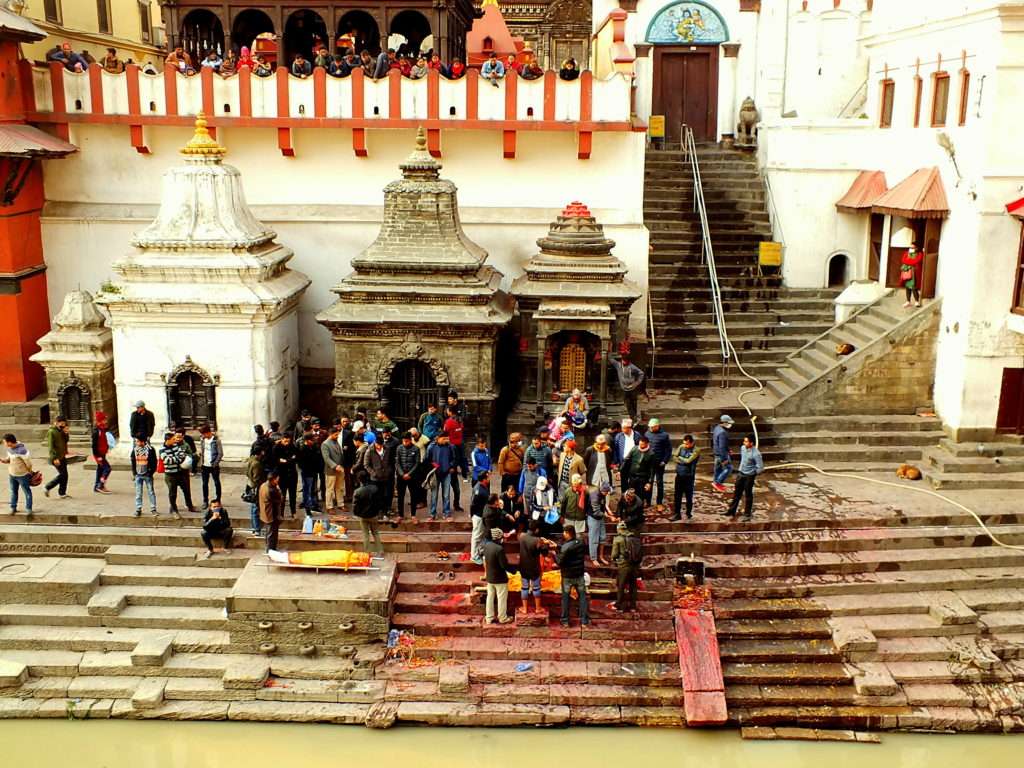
[900,243,924,308]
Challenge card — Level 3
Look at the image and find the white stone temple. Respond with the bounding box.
[97,115,310,459]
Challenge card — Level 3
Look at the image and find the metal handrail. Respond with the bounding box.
[763,172,785,247]
[681,124,730,382]
[837,77,868,118]
[647,290,656,380]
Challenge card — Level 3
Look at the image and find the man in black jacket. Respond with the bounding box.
[353,482,383,554]
[201,500,233,557]
[556,525,589,626]
[394,432,420,520]
[482,527,515,624]
[338,416,356,503]
[297,433,323,514]
[270,435,299,517]
[518,520,552,615]
[129,400,155,441]
[617,487,646,534]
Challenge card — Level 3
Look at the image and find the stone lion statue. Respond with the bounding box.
[737,97,759,145]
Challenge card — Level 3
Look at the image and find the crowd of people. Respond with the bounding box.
[46,37,584,86]
[1,390,765,614]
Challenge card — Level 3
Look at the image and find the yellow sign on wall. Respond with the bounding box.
[649,115,665,138]
[759,241,783,267]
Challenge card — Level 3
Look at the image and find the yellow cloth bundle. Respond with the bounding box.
[507,569,562,593]
[287,550,372,569]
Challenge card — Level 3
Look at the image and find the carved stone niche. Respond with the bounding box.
[31,290,116,438]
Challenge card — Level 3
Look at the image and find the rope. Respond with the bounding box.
[693,190,1022,554]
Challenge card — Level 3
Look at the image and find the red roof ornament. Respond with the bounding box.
[562,201,591,218]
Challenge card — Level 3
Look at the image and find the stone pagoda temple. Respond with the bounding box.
[316,128,514,431]
[31,290,116,440]
[511,202,641,415]
[96,115,310,459]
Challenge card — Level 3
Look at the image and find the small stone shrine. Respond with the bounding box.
[511,201,641,414]
[317,127,513,431]
[97,114,310,458]
[30,290,116,437]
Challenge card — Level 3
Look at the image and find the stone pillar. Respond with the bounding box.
[535,342,545,414]
[599,348,609,405]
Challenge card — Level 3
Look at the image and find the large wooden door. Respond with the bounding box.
[653,46,719,143]
[385,360,439,432]
[996,368,1024,435]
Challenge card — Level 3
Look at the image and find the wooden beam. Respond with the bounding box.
[276,66,292,156]
[124,64,149,154]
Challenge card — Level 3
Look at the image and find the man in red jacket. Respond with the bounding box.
[443,406,467,512]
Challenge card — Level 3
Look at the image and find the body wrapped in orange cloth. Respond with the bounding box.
[267,549,372,569]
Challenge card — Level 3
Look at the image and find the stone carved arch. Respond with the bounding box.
[165,356,218,430]
[375,341,451,393]
[56,373,92,425]
[166,356,218,387]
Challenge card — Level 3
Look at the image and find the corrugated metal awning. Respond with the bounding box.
[871,167,949,220]
[835,170,888,214]
[0,124,77,158]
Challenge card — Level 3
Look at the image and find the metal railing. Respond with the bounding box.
[837,77,869,119]
[763,172,785,248]
[681,124,730,383]
[647,290,657,380]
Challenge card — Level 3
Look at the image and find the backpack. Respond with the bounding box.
[625,535,644,566]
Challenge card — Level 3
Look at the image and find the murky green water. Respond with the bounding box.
[1,721,1020,767]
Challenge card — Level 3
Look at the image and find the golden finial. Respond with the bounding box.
[180,112,226,157]
[415,126,427,152]
[481,0,499,7]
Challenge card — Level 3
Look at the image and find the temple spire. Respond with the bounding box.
[180,112,226,159]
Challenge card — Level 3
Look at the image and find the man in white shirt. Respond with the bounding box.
[614,418,636,494]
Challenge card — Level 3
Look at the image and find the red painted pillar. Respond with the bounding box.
[0,40,51,400]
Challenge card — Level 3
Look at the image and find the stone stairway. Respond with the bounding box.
[767,292,939,415]
[644,145,841,391]
[923,435,1024,490]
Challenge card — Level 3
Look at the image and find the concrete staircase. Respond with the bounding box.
[923,435,1024,490]
[0,396,50,446]
[767,292,939,414]
[644,145,841,391]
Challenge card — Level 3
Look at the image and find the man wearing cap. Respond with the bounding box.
[645,418,672,507]
[558,473,588,539]
[129,401,156,442]
[91,411,113,495]
[158,431,193,517]
[482,527,515,624]
[712,414,735,493]
[587,482,613,565]
[610,521,643,612]
[613,418,637,494]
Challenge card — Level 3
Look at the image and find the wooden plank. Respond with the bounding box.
[674,607,727,725]
[683,690,728,726]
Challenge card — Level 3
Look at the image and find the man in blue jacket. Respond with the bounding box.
[427,433,457,520]
[644,418,672,507]
[711,414,734,492]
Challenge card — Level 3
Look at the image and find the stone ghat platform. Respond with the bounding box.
[0,469,1022,731]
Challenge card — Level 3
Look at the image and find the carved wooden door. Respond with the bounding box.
[387,360,439,432]
[559,343,586,392]
[172,371,210,429]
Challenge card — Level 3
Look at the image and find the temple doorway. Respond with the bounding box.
[58,378,91,427]
[997,368,1024,435]
[338,11,380,56]
[283,9,328,65]
[231,9,274,56]
[180,9,224,63]
[167,360,217,430]
[547,331,600,398]
[386,360,440,431]
[389,10,431,57]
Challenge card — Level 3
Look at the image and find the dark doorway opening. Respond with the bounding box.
[167,363,217,431]
[181,9,224,64]
[385,360,440,432]
[338,11,380,56]
[389,10,431,58]
[284,10,328,66]
[231,9,274,56]
[652,46,719,143]
[997,368,1024,435]
[828,253,850,287]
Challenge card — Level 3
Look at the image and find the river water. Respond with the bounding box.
[2,721,1020,767]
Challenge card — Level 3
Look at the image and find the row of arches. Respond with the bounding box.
[179,8,433,66]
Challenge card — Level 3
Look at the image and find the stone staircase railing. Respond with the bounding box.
[769,291,942,416]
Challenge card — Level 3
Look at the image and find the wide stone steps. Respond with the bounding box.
[0,625,230,653]
[381,680,684,708]
[394,591,671,619]
[712,566,1024,599]
[718,638,840,663]
[0,603,227,631]
[723,662,850,686]
[99,564,243,589]
[86,585,230,609]
[391,613,676,641]
[701,545,1024,580]
[391,636,678,663]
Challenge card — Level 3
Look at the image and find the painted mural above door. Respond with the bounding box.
[646,1,729,45]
